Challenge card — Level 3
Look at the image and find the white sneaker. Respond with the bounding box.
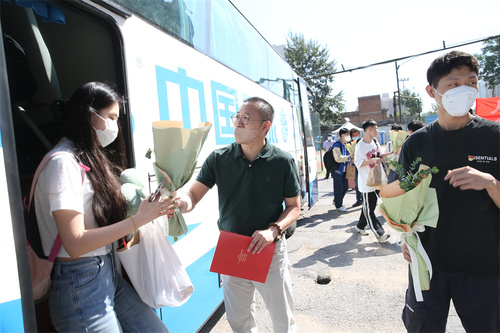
[338,205,347,212]
[355,227,369,235]
[378,233,390,242]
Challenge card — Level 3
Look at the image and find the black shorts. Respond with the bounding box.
[402,268,499,332]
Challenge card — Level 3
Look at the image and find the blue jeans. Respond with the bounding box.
[333,171,349,208]
[50,253,169,333]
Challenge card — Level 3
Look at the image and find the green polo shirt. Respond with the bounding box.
[196,140,301,237]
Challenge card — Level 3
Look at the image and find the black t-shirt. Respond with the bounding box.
[399,117,500,279]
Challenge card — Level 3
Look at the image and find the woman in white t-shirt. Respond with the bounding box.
[34,82,172,332]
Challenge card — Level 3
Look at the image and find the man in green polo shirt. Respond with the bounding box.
[175,96,301,332]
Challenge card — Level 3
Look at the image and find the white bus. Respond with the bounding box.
[0,0,320,331]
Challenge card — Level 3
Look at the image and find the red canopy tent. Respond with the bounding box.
[476,97,500,122]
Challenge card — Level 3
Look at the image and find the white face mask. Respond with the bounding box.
[92,110,119,147]
[344,135,351,142]
[352,136,359,141]
[433,85,477,117]
[234,123,265,145]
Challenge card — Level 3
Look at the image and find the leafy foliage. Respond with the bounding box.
[284,32,345,127]
[475,37,500,89]
[399,89,423,120]
[387,157,439,192]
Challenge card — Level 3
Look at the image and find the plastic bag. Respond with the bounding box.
[117,220,194,308]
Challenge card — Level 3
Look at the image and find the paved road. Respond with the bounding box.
[201,177,464,333]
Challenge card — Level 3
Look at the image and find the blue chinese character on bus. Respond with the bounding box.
[279,109,288,143]
[267,118,278,144]
[155,66,207,128]
[210,81,238,145]
[267,108,287,145]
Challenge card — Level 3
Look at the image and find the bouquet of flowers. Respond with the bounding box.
[345,140,357,154]
[151,121,212,241]
[389,130,408,153]
[379,158,439,301]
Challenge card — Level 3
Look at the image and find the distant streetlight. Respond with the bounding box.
[400,77,409,91]
[395,57,416,123]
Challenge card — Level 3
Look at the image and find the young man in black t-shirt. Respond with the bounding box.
[400,50,500,332]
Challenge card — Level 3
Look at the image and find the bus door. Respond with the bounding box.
[0,26,36,332]
[0,1,131,331]
[297,77,319,208]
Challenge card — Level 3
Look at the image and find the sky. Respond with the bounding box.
[230,0,500,116]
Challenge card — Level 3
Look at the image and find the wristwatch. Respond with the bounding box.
[269,222,283,242]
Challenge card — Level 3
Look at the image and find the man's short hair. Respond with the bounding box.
[408,120,424,132]
[426,51,479,88]
[391,123,403,131]
[339,128,349,136]
[362,119,377,131]
[350,128,360,136]
[244,97,274,122]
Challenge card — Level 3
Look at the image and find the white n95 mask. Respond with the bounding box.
[433,85,477,117]
[91,110,119,147]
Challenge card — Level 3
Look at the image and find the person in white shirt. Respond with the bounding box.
[35,82,172,332]
[354,119,393,242]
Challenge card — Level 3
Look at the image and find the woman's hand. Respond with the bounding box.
[133,195,176,227]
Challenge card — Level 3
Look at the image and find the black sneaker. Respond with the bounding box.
[352,200,362,207]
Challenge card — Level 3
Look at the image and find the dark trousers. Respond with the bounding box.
[403,268,500,332]
[333,171,348,208]
[356,191,384,237]
[354,169,362,202]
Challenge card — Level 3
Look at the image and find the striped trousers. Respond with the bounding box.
[356,190,385,237]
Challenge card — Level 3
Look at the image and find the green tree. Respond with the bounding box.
[400,89,423,121]
[284,32,344,129]
[475,37,500,89]
[426,103,438,116]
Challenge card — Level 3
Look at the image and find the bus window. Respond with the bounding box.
[113,0,207,52]
[208,0,267,84]
[266,50,294,102]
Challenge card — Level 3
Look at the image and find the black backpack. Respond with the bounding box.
[323,143,340,172]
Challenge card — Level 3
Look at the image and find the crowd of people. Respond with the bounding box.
[32,50,498,332]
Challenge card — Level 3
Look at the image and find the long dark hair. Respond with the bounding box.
[65,82,127,227]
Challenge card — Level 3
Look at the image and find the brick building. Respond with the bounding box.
[341,95,388,127]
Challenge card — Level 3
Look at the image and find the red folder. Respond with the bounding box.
[210,230,276,283]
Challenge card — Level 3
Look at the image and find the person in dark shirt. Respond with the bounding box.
[399,50,500,333]
[174,97,300,332]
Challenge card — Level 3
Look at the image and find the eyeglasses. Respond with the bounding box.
[231,114,267,125]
